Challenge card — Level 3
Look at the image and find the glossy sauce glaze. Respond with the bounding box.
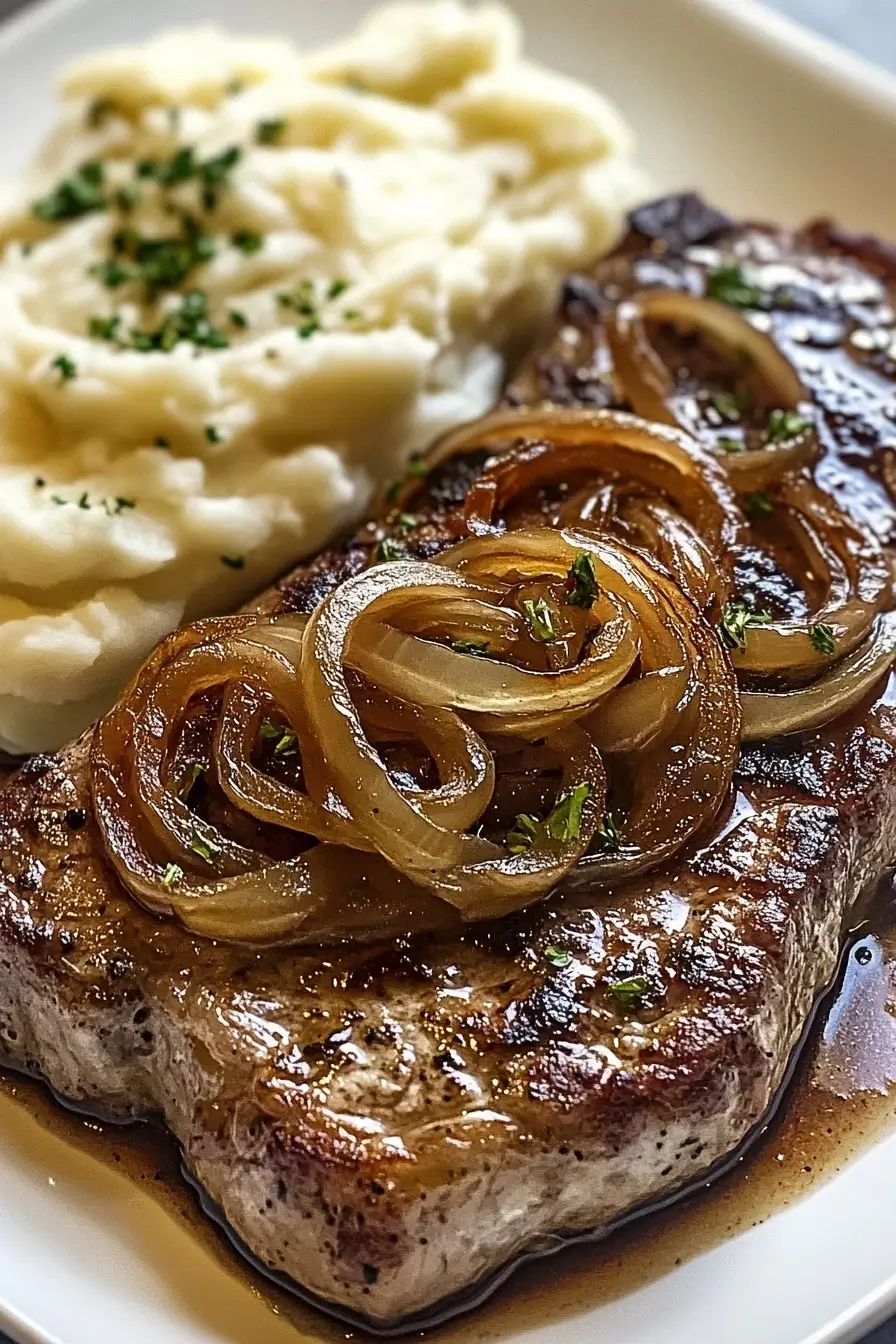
[2,880,896,1344]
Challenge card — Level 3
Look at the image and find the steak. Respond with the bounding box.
[1,195,896,1330]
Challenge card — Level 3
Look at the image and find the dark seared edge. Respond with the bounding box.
[0,195,895,1326]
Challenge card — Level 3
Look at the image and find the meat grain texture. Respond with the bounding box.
[1,196,896,1328]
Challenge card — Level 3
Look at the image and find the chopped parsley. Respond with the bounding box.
[232,230,263,254]
[154,435,171,449]
[766,408,811,443]
[256,117,287,145]
[606,975,649,1006]
[221,554,245,569]
[129,289,229,353]
[259,718,297,757]
[115,183,141,213]
[720,601,773,653]
[297,320,320,340]
[161,862,184,888]
[51,354,77,384]
[34,477,45,488]
[706,262,762,309]
[33,160,106,222]
[88,314,121,342]
[91,258,134,289]
[522,596,556,643]
[177,762,204,801]
[809,622,837,655]
[745,491,774,517]
[717,435,744,453]
[374,536,407,563]
[191,832,222,861]
[229,309,248,329]
[328,279,349,300]
[544,783,592,843]
[566,551,598,608]
[205,425,222,444]
[385,453,428,502]
[593,811,621,853]
[507,783,592,854]
[449,637,489,657]
[137,144,242,211]
[544,945,573,970]
[396,512,417,534]
[709,388,750,422]
[106,214,216,299]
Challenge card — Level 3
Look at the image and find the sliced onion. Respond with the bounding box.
[740,615,896,739]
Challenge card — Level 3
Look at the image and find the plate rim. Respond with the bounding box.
[0,0,894,1342]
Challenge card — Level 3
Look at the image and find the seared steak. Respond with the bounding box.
[1,195,896,1329]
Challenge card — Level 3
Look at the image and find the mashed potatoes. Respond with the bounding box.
[0,1,643,754]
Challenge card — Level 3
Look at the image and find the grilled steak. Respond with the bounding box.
[1,195,896,1330]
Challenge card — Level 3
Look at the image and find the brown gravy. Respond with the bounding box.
[3,895,896,1343]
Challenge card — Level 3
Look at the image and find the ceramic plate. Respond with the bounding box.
[1,1,896,1342]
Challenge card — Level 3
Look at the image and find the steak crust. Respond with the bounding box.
[1,196,896,1328]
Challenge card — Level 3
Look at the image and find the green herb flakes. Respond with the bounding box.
[178,762,204,801]
[766,408,811,443]
[507,783,592,855]
[34,160,106,222]
[607,975,649,1006]
[221,554,245,569]
[191,833,222,862]
[51,354,77,384]
[129,289,229,353]
[88,314,121,342]
[566,551,598,608]
[706,262,762,309]
[544,946,573,970]
[745,491,774,517]
[709,388,750,422]
[374,536,407,563]
[717,435,744,453]
[506,812,540,855]
[593,811,621,853]
[256,118,287,145]
[232,230,263,255]
[229,309,248,329]
[522,596,556,643]
[205,425,222,444]
[162,862,184,888]
[809,622,837,655]
[449,637,489,657]
[720,601,773,653]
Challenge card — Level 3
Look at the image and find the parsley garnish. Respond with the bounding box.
[809,622,837,654]
[105,214,216,299]
[298,320,320,339]
[717,435,743,453]
[709,388,750,422]
[88,314,121,342]
[522,597,556,643]
[154,436,171,449]
[256,118,287,145]
[706,262,762,309]
[129,289,229,352]
[162,862,183,888]
[258,718,297,756]
[229,309,248,329]
[720,601,773,652]
[374,536,407,563]
[33,160,106,222]
[328,279,349,300]
[205,425,222,444]
[507,783,592,854]
[607,975,649,1006]
[545,946,573,970]
[449,637,489,657]
[396,512,417,535]
[115,183,141,213]
[767,409,811,443]
[746,491,774,516]
[51,355,77,384]
[221,554,245,569]
[385,454,429,502]
[137,144,241,211]
[566,551,598,608]
[91,258,134,289]
[232,230,263,254]
[593,811,621,853]
[177,762,204,801]
[191,832,222,861]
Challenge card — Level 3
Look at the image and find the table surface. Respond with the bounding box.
[0,0,894,1341]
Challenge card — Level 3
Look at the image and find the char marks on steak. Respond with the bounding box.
[1,196,896,1328]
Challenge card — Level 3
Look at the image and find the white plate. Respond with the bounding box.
[1,1,896,1343]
